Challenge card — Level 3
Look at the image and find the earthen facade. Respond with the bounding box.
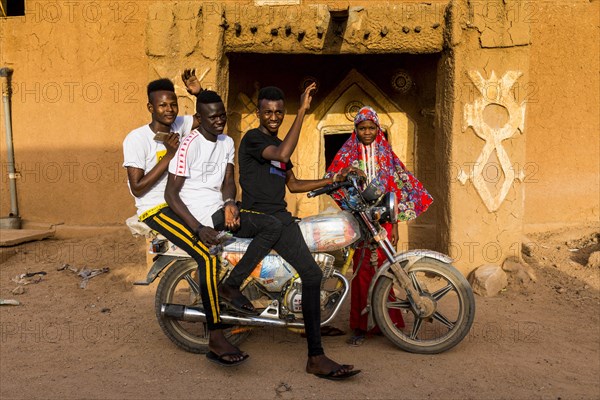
[1,1,598,273]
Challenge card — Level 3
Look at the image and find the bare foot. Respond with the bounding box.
[306,354,360,380]
[208,329,247,363]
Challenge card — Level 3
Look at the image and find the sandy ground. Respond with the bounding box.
[0,223,599,400]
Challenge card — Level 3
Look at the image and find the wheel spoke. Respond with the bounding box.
[372,262,474,352]
[409,272,424,294]
[183,272,200,295]
[387,299,412,309]
[432,284,454,301]
[432,311,455,329]
[410,317,424,340]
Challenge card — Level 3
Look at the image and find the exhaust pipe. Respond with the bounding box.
[162,303,303,328]
[162,271,349,328]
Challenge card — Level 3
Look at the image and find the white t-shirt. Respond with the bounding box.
[122,115,193,217]
[168,130,235,227]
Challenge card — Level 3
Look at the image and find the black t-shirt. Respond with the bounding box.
[239,128,293,218]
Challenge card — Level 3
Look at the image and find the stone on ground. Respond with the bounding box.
[469,264,508,297]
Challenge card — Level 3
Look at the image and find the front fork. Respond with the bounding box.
[356,212,426,323]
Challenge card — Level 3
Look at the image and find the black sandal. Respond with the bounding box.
[206,351,249,367]
[313,367,362,381]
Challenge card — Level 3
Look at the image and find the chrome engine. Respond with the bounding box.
[282,252,337,317]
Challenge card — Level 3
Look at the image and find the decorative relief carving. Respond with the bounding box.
[344,101,364,121]
[391,70,413,93]
[462,70,526,212]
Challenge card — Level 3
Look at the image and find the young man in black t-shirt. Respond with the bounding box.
[236,83,361,380]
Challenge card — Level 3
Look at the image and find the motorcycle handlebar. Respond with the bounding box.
[307,181,351,198]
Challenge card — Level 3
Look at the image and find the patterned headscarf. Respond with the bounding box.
[325,106,432,221]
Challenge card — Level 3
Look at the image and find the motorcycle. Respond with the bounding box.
[131,174,475,355]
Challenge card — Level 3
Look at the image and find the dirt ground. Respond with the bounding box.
[0,223,599,400]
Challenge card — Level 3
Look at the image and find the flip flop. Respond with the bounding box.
[206,351,249,367]
[346,334,366,346]
[313,368,362,381]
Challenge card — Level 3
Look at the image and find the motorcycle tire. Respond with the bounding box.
[154,259,251,354]
[372,257,475,354]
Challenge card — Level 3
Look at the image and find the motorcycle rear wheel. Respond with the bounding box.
[154,259,251,354]
[372,258,475,354]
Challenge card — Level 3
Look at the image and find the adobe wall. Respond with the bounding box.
[0,0,447,226]
[0,0,598,237]
[525,0,599,225]
[0,1,155,225]
[439,0,532,272]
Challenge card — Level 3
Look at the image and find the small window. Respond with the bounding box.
[324,133,352,169]
[1,0,25,17]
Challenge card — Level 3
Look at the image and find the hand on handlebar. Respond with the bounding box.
[340,167,366,181]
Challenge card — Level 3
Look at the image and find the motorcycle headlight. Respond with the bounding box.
[379,192,398,224]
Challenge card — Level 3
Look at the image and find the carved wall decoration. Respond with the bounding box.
[461,70,527,212]
[344,101,365,121]
[390,70,413,93]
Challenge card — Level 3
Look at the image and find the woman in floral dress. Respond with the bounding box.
[325,106,433,345]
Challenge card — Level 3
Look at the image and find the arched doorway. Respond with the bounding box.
[299,69,415,210]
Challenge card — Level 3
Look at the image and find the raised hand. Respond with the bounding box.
[299,82,317,112]
[181,68,203,96]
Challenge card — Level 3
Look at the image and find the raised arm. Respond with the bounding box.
[126,133,179,197]
[261,82,316,163]
[181,68,203,130]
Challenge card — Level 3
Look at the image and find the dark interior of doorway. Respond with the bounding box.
[227,52,440,234]
[324,133,351,168]
[227,52,437,173]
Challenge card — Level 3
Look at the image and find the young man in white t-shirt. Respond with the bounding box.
[145,90,283,366]
[122,78,195,220]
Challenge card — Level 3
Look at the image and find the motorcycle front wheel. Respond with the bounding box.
[154,259,251,354]
[372,257,475,354]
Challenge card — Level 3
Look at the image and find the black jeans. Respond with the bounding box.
[212,208,282,288]
[269,214,324,357]
[218,209,324,356]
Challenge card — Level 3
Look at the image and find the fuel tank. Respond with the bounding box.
[298,210,362,252]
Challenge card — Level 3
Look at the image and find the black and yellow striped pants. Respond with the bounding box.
[142,206,224,330]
